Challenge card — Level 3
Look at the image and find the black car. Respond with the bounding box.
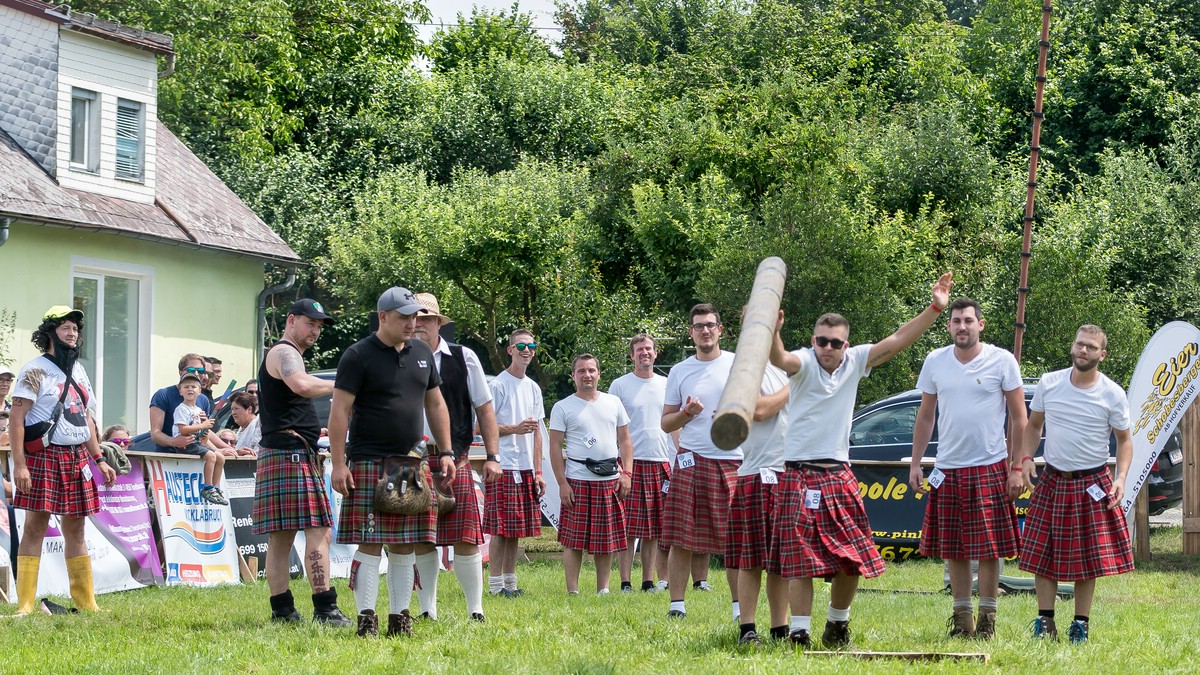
[848,388,1184,516]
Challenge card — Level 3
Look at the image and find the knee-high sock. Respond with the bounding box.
[66,555,100,611]
[350,551,381,614]
[387,552,417,615]
[414,551,440,619]
[15,556,40,615]
[454,551,484,616]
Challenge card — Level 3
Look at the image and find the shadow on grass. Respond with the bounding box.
[1138,552,1200,575]
[562,659,617,674]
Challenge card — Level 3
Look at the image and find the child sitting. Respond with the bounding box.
[173,372,228,505]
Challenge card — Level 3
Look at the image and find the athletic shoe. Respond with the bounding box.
[567,590,580,597]
[386,609,414,637]
[641,581,657,592]
[199,486,228,505]
[821,620,851,649]
[469,612,486,623]
[356,610,378,638]
[313,607,352,627]
[693,580,713,591]
[948,608,975,638]
[506,588,525,597]
[656,580,669,591]
[621,582,633,593]
[789,629,812,648]
[1067,619,1088,645]
[271,607,304,624]
[738,630,762,646]
[976,609,997,640]
[598,588,611,595]
[1030,616,1057,640]
[667,609,686,619]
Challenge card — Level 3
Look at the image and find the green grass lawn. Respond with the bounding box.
[4,526,1199,673]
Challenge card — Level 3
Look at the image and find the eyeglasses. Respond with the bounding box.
[690,322,720,332]
[184,367,208,374]
[814,336,847,349]
[110,438,132,446]
[514,342,538,351]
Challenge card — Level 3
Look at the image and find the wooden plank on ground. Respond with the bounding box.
[805,651,988,662]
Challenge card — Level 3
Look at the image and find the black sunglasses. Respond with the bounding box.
[814,336,847,349]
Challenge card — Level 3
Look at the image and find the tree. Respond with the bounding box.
[426,4,553,72]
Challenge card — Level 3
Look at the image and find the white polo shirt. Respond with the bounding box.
[1031,367,1129,471]
[783,345,873,463]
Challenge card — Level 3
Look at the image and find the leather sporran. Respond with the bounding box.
[433,473,456,515]
[374,457,432,515]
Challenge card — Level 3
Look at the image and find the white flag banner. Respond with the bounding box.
[1122,321,1200,514]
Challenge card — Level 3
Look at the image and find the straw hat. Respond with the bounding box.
[415,293,451,326]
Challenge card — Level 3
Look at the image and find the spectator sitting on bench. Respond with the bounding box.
[173,372,228,505]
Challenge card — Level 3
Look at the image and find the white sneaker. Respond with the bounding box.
[597,588,610,595]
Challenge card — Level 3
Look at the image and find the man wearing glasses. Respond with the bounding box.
[660,303,741,620]
[149,354,218,452]
[485,329,546,598]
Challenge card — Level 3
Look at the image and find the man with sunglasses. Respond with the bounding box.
[910,298,1026,640]
[769,272,953,649]
[660,303,742,620]
[149,354,217,452]
[485,329,546,598]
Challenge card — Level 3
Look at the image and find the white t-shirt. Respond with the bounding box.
[173,401,205,438]
[739,364,790,476]
[490,369,545,471]
[236,415,262,452]
[422,341,493,442]
[608,372,673,462]
[1031,367,1129,471]
[550,392,630,482]
[664,350,741,460]
[917,343,1023,469]
[783,345,873,463]
[11,357,96,446]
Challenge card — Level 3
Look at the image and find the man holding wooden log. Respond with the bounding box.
[769,272,953,648]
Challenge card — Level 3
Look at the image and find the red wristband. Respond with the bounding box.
[1010,466,1023,473]
[930,302,944,313]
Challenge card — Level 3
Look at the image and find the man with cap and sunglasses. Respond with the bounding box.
[9,305,116,615]
[252,298,351,627]
[331,287,456,638]
[411,292,500,622]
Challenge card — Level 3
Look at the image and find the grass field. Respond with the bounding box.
[4,526,1199,674]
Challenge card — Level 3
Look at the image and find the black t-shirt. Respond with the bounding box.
[335,335,441,461]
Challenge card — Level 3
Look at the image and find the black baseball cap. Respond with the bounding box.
[288,298,337,325]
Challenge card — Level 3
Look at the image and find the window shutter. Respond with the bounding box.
[115,101,142,179]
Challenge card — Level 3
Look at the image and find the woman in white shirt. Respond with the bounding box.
[229,391,262,457]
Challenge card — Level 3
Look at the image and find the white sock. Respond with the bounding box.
[732,601,741,622]
[454,551,485,615]
[503,572,518,591]
[791,615,811,632]
[387,552,416,615]
[670,600,685,613]
[656,579,669,590]
[414,551,440,618]
[978,596,998,611]
[827,604,850,622]
[489,575,504,595]
[350,551,381,614]
[953,597,973,611]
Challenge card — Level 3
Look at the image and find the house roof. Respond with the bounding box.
[1,0,174,55]
[0,123,301,264]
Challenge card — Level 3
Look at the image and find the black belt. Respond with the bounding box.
[1047,464,1106,479]
[785,461,847,472]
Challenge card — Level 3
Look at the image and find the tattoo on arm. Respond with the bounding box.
[279,349,304,379]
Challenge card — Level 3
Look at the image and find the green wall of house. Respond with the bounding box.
[0,220,267,433]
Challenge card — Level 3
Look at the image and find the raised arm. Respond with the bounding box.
[770,310,801,376]
[752,386,790,422]
[868,272,953,368]
[269,345,334,398]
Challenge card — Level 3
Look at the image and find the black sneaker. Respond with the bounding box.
[469,612,486,623]
[313,607,352,627]
[667,609,686,619]
[738,630,762,646]
[821,620,851,649]
[356,610,378,638]
[509,588,525,597]
[789,629,812,648]
[621,582,633,593]
[386,609,414,637]
[641,580,657,592]
[272,607,304,623]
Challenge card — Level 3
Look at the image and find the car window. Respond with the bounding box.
[850,403,931,445]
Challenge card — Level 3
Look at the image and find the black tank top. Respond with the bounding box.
[258,339,321,449]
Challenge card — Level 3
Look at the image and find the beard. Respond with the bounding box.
[1074,354,1101,372]
[49,331,79,375]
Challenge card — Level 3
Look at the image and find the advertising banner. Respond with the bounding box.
[1121,321,1200,513]
[1,476,13,600]
[224,459,304,581]
[145,456,240,585]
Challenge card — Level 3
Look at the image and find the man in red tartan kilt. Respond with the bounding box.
[910,298,1027,640]
[549,355,634,595]
[1016,325,1134,645]
[770,272,954,649]
[609,334,675,593]
[728,364,790,646]
[330,287,457,639]
[411,293,500,622]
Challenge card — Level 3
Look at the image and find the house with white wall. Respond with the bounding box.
[0,0,301,433]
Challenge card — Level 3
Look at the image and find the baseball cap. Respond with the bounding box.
[415,293,451,326]
[179,372,202,385]
[43,306,84,323]
[377,287,423,316]
[0,366,14,378]
[287,298,336,325]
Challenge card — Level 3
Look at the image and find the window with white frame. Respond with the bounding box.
[72,267,150,431]
[69,88,100,172]
[115,98,144,181]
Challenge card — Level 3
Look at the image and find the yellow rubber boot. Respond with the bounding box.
[15,555,40,615]
[66,555,100,611]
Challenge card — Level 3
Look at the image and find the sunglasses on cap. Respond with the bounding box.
[514,342,538,351]
[814,336,847,349]
[184,367,208,374]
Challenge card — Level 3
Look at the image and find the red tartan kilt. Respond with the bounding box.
[335,458,437,545]
[251,447,333,534]
[769,466,884,579]
[557,478,628,554]
[12,444,100,517]
[436,463,484,546]
[726,474,777,570]
[483,469,542,538]
[661,453,739,554]
[1018,468,1133,580]
[624,460,669,540]
[920,460,1020,559]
